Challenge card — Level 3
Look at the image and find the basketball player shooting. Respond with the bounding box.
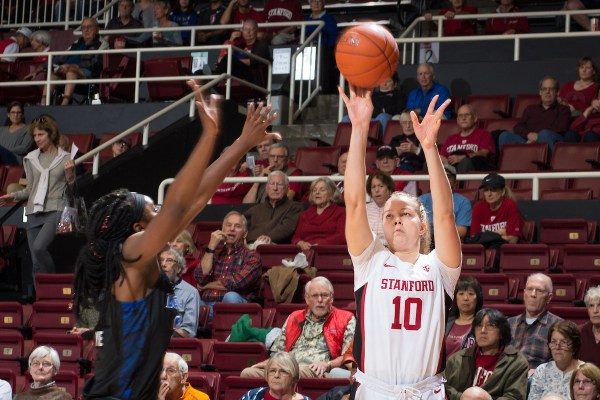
[341,86,462,400]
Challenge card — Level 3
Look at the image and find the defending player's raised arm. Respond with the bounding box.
[412,96,461,269]
[339,86,376,256]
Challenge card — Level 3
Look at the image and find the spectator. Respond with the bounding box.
[29,30,51,62]
[485,0,529,35]
[568,87,600,142]
[263,0,302,44]
[563,0,600,31]
[160,247,200,338]
[111,136,131,158]
[42,18,109,106]
[133,0,158,29]
[195,0,228,45]
[250,137,274,176]
[244,170,304,244]
[244,142,303,202]
[420,164,471,240]
[470,173,523,245]
[365,172,394,246]
[196,211,261,320]
[170,0,198,46]
[569,363,600,400]
[306,0,337,93]
[529,320,585,400]
[169,229,200,287]
[440,104,495,173]
[389,109,425,172]
[0,115,75,277]
[220,0,266,39]
[342,73,406,139]
[373,145,417,194]
[216,19,271,89]
[158,352,209,400]
[498,76,577,154]
[104,0,143,48]
[211,148,252,204]
[579,285,600,366]
[241,276,356,378]
[152,1,183,46]
[445,276,483,358]
[241,352,312,400]
[332,149,348,200]
[0,27,32,63]
[445,308,529,400]
[508,273,563,372]
[0,101,34,165]
[406,63,453,119]
[291,176,346,251]
[460,387,493,400]
[14,346,72,399]
[559,57,599,116]
[427,0,478,37]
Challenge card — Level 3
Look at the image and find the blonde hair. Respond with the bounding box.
[177,229,198,257]
[384,191,431,254]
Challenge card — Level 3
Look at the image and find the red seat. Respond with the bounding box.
[32,332,85,376]
[25,370,79,399]
[64,133,95,155]
[437,120,458,146]
[520,220,536,244]
[273,303,306,328]
[211,303,263,341]
[191,221,222,248]
[539,219,591,245]
[256,244,311,270]
[98,132,141,161]
[99,53,137,103]
[550,142,600,171]
[483,118,519,133]
[2,60,46,104]
[319,272,355,309]
[187,372,221,400]
[562,245,600,274]
[29,300,74,335]
[34,273,74,301]
[540,189,593,200]
[548,305,590,326]
[466,94,511,120]
[571,177,600,199]
[312,245,352,275]
[0,368,16,395]
[499,244,551,274]
[365,146,378,171]
[0,330,25,376]
[2,165,25,196]
[486,303,524,317]
[0,224,18,274]
[294,146,341,176]
[454,188,479,201]
[297,378,352,399]
[497,143,548,172]
[512,94,539,118]
[461,273,511,303]
[461,244,490,272]
[208,342,268,378]
[382,119,402,145]
[167,337,204,370]
[220,376,267,400]
[333,121,381,147]
[143,57,191,101]
[0,302,24,331]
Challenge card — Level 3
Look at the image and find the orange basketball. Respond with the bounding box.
[335,23,399,89]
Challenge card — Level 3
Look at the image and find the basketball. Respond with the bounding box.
[335,23,399,89]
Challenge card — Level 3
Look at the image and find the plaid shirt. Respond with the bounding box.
[508,310,563,369]
[195,242,262,303]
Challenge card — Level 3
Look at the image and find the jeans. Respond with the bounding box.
[498,129,580,154]
[199,291,248,321]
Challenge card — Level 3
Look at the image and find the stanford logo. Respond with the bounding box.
[342,35,360,46]
[422,265,430,272]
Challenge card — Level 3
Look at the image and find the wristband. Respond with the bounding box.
[204,247,215,254]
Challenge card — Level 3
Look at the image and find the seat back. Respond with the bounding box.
[64,133,95,154]
[34,273,74,301]
[461,244,487,272]
[312,245,352,274]
[571,177,600,199]
[549,305,590,326]
[520,220,536,244]
[466,94,511,119]
[382,120,402,145]
[32,332,84,376]
[100,53,136,102]
[143,57,189,101]
[512,94,539,118]
[2,165,24,195]
[191,221,222,248]
[499,244,550,273]
[462,272,510,303]
[273,303,306,328]
[497,143,548,172]
[257,244,310,271]
[437,120,457,146]
[187,372,221,400]
[209,342,268,378]
[333,122,380,147]
[319,272,355,308]
[540,189,593,201]
[0,224,18,273]
[297,378,352,399]
[211,303,263,341]
[0,330,25,376]
[30,300,74,334]
[0,368,16,394]
[294,146,341,176]
[167,337,204,369]
[483,118,519,134]
[0,302,23,331]
[539,219,590,245]
[562,244,600,274]
[220,376,267,400]
[550,142,600,171]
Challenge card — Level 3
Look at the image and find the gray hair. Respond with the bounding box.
[164,352,188,375]
[265,352,300,382]
[584,285,600,306]
[418,62,434,75]
[161,247,185,273]
[309,176,341,205]
[268,170,289,186]
[222,210,248,231]
[305,276,334,296]
[539,76,558,90]
[269,142,289,157]
[29,346,60,371]
[31,30,51,46]
[526,273,553,294]
[541,393,568,400]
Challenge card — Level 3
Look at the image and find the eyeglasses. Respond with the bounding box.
[242,28,257,33]
[574,378,594,386]
[308,293,331,300]
[159,258,177,265]
[524,287,548,295]
[269,154,287,160]
[267,368,291,376]
[475,323,498,330]
[30,361,53,369]
[457,113,473,118]
[267,182,286,188]
[548,340,572,349]
[161,367,180,376]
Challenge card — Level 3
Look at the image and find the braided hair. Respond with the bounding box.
[73,188,146,328]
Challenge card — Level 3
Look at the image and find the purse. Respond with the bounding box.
[56,196,88,234]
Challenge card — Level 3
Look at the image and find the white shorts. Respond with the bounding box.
[353,370,446,400]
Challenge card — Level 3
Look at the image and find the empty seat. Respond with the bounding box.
[64,133,96,155]
[143,57,191,101]
[294,146,341,176]
[29,300,74,335]
[333,121,381,147]
[483,118,519,133]
[462,273,510,303]
[466,94,511,119]
[187,372,221,400]
[550,142,600,171]
[34,273,74,301]
[99,53,137,103]
[167,337,204,371]
[513,174,568,194]
[497,143,548,172]
[548,305,589,326]
[312,245,352,274]
[208,342,268,378]
[220,376,267,400]
[0,302,24,332]
[437,120,458,146]
[461,244,488,272]
[571,177,600,199]
[273,303,306,328]
[191,221,222,248]
[297,378,352,399]
[382,120,402,145]
[540,189,593,201]
[0,330,25,376]
[512,94,539,118]
[499,244,551,273]
[562,245,600,274]
[539,219,591,245]
[211,303,263,341]
[256,244,311,270]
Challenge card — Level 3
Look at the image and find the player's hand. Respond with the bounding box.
[411,95,450,150]
[188,80,221,137]
[338,85,373,130]
[208,230,226,249]
[239,101,281,148]
[309,361,328,377]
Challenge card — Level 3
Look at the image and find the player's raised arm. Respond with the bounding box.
[411,96,461,268]
[340,86,376,256]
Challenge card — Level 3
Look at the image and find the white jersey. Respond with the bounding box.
[350,237,461,389]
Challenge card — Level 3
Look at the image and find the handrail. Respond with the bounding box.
[157,171,600,204]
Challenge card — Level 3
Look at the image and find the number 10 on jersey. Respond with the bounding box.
[391,297,423,330]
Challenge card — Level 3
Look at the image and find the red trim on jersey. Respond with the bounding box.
[360,283,367,372]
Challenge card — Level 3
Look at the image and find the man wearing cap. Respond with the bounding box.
[440,104,495,173]
[0,27,32,62]
[419,164,471,239]
[111,136,131,158]
[373,145,417,194]
[470,173,523,245]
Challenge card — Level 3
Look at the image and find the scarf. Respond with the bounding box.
[24,147,69,213]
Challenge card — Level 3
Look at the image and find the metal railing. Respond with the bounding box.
[157,171,600,204]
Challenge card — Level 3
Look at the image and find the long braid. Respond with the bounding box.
[73,189,140,329]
